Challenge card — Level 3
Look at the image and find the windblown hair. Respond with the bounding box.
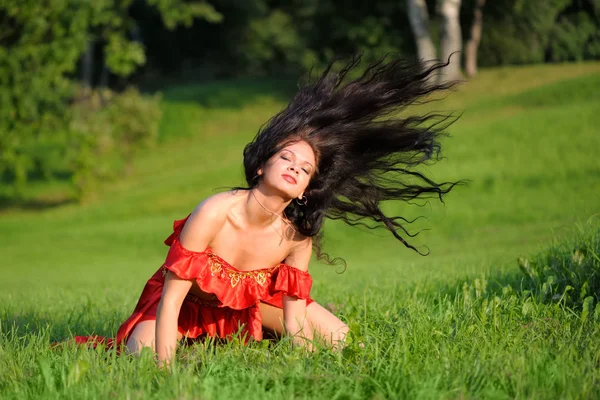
[242,55,463,263]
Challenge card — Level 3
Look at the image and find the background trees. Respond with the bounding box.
[145,0,595,82]
[1,0,598,202]
[464,0,485,77]
[0,0,220,199]
[407,0,463,81]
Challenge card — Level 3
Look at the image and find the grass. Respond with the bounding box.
[1,61,600,399]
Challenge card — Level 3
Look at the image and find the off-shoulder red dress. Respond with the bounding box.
[75,215,313,346]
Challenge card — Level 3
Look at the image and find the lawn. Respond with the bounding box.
[1,62,600,399]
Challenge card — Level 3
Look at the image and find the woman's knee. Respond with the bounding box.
[126,320,156,354]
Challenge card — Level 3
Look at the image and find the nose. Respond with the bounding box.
[288,165,299,174]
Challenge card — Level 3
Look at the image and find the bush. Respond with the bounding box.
[478,0,600,66]
[518,220,600,311]
[69,88,162,200]
[548,11,600,62]
[0,0,88,198]
[0,0,214,202]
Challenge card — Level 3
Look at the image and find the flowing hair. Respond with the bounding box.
[242,55,464,264]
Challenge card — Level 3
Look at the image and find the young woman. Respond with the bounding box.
[76,56,460,365]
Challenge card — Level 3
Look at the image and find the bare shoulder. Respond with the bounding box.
[179,191,240,251]
[195,191,240,214]
[284,234,313,272]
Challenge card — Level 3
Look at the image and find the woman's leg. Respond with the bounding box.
[126,320,183,354]
[259,301,349,347]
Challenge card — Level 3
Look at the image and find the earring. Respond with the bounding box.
[295,195,308,206]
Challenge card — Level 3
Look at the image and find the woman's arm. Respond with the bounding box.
[282,237,313,348]
[155,195,227,365]
[283,296,312,348]
[155,272,192,364]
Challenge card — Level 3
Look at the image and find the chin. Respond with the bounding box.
[276,187,299,200]
[260,179,298,200]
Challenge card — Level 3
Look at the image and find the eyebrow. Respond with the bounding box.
[281,149,314,169]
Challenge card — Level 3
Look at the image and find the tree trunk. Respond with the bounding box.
[438,0,462,82]
[99,62,110,88]
[465,0,485,77]
[407,0,437,62]
[81,41,94,90]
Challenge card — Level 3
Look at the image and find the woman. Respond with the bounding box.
[77,56,460,365]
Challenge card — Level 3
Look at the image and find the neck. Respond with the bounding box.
[245,187,290,227]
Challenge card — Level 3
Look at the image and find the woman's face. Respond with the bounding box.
[258,140,316,200]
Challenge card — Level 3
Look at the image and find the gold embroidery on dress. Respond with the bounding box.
[209,257,224,276]
[207,253,279,288]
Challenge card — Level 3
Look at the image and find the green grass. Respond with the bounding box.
[2,62,600,399]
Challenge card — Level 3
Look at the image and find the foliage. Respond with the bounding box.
[87,0,222,78]
[518,220,600,311]
[148,0,222,28]
[0,0,88,198]
[2,0,600,203]
[478,0,600,66]
[548,11,600,62]
[0,0,218,201]
[135,0,600,80]
[288,0,413,67]
[137,0,415,78]
[69,88,162,199]
[240,8,314,75]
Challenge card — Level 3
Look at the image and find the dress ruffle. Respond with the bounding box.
[114,266,263,343]
[163,238,312,310]
[112,214,313,344]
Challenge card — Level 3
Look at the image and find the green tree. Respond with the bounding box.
[0,0,89,196]
[477,0,599,66]
[0,0,220,200]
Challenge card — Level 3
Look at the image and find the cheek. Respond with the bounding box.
[262,158,280,173]
[262,162,285,182]
[301,175,312,189]
[266,158,284,171]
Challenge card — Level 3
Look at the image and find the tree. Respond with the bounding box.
[406,0,463,82]
[475,0,596,66]
[81,0,222,88]
[464,0,485,77]
[439,0,462,81]
[407,0,436,62]
[0,0,221,199]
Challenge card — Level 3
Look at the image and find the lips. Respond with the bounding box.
[282,174,297,184]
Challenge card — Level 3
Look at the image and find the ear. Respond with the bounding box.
[298,193,304,199]
[257,168,263,176]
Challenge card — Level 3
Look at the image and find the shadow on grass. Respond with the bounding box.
[162,77,298,109]
[0,168,77,212]
[1,308,119,343]
[1,308,286,347]
[0,195,77,213]
[435,221,600,309]
[437,269,528,300]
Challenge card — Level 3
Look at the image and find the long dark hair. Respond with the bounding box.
[242,55,463,263]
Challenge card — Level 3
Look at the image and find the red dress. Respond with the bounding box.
[76,216,313,346]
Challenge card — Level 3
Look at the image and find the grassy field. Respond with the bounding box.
[1,62,600,399]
